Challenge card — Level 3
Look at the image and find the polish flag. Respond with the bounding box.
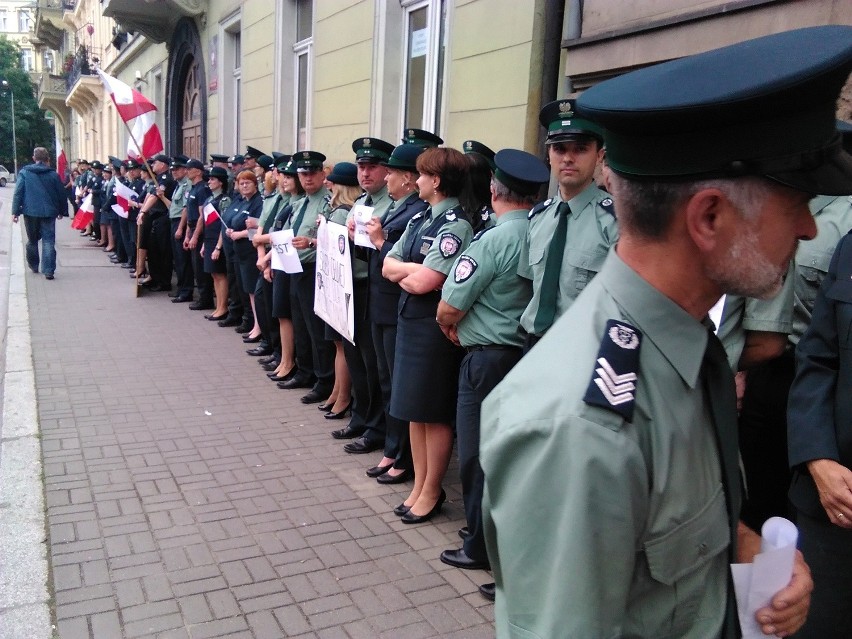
[111,180,137,219]
[96,69,157,121]
[202,202,221,227]
[126,110,164,161]
[55,132,67,181]
[71,193,95,230]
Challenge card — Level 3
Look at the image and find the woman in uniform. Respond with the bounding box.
[223,170,264,339]
[382,147,473,523]
[199,167,231,321]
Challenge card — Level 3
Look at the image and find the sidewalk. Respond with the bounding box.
[26,219,494,638]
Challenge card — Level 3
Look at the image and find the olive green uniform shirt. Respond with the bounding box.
[168,177,191,219]
[387,197,473,276]
[285,186,330,264]
[518,182,618,335]
[482,251,728,639]
[335,187,394,281]
[259,191,288,231]
[441,210,532,348]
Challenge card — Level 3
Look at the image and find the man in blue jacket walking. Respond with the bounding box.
[12,146,67,280]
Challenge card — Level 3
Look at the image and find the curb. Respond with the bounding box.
[0,221,54,638]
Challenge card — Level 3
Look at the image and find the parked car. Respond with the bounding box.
[0,165,12,187]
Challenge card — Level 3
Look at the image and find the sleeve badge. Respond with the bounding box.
[453,255,478,283]
[583,319,642,421]
[439,232,462,258]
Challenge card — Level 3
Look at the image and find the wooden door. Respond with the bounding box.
[181,61,201,158]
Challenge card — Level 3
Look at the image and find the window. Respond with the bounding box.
[233,31,241,150]
[0,10,8,32]
[18,9,32,33]
[20,48,34,71]
[219,12,241,153]
[293,0,313,150]
[401,0,446,133]
[44,51,54,72]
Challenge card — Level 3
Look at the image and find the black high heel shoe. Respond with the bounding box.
[400,489,446,524]
[317,402,333,411]
[393,503,412,517]
[324,401,353,420]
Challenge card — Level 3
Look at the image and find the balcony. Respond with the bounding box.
[32,0,73,51]
[65,47,102,114]
[102,0,203,43]
[33,71,72,129]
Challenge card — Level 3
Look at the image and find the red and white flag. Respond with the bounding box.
[202,202,221,227]
[111,180,138,219]
[96,69,157,121]
[55,131,67,181]
[71,193,95,230]
[127,110,164,161]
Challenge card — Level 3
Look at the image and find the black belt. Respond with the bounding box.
[465,344,523,354]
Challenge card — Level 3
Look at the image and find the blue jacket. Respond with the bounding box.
[11,162,67,218]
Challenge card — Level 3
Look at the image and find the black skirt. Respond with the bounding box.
[271,269,291,319]
[390,314,464,423]
[202,235,227,274]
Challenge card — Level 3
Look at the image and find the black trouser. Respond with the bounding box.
[290,263,334,393]
[373,321,410,470]
[111,216,127,262]
[343,281,385,443]
[120,215,135,266]
[254,271,278,351]
[188,222,213,303]
[171,218,194,297]
[148,214,172,288]
[223,241,244,320]
[738,351,795,530]
[457,346,523,563]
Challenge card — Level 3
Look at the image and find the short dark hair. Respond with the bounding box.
[33,147,50,162]
[416,147,469,197]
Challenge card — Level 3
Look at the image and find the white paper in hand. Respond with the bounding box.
[269,229,303,273]
[352,204,377,249]
[731,517,798,638]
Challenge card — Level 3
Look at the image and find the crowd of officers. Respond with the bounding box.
[67,91,851,629]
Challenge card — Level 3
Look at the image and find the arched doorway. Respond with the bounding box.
[166,18,206,160]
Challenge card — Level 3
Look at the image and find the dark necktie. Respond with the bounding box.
[701,331,743,639]
[533,202,571,334]
[290,197,310,235]
[364,194,373,206]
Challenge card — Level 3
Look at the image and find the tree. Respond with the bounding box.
[0,36,55,172]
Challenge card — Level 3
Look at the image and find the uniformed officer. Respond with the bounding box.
[436,149,548,600]
[401,127,443,148]
[243,146,264,172]
[481,25,852,638]
[137,154,176,291]
[279,151,336,405]
[183,159,214,310]
[168,155,194,302]
[462,139,496,233]
[518,98,617,346]
[99,163,117,258]
[334,137,396,455]
[121,159,146,272]
[87,160,105,244]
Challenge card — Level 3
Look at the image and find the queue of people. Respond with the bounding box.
[53,24,852,638]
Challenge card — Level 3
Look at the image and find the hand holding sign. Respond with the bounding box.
[269,229,303,273]
[351,204,377,249]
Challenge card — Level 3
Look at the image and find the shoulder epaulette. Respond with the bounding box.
[582,319,642,422]
[598,196,615,217]
[444,207,462,222]
[471,225,496,242]
[528,199,550,220]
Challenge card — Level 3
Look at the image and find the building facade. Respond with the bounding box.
[31,0,852,167]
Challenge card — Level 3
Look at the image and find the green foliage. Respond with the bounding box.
[0,35,56,171]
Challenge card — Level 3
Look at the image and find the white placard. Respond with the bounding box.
[352,204,377,250]
[410,28,428,58]
[269,229,302,273]
[314,218,355,344]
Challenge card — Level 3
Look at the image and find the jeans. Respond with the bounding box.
[23,215,57,276]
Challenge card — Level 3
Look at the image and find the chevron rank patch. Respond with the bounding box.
[583,319,642,421]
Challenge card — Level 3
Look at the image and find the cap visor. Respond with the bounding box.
[767,149,852,196]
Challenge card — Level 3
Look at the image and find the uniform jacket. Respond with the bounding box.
[788,231,852,520]
[11,162,67,219]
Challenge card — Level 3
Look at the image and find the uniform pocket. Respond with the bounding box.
[564,248,608,292]
[826,278,852,349]
[797,247,832,312]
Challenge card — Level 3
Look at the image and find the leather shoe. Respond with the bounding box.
[439,548,490,571]
[277,375,313,390]
[235,322,253,333]
[366,463,393,478]
[330,425,364,440]
[218,317,242,327]
[205,313,227,321]
[393,503,411,517]
[479,583,495,602]
[300,390,325,404]
[148,283,170,292]
[246,345,273,356]
[258,355,278,365]
[376,467,412,484]
[324,401,352,420]
[171,295,192,303]
[400,490,446,525]
[343,436,383,454]
[242,334,262,344]
[189,301,215,310]
[261,361,281,372]
[458,526,469,540]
